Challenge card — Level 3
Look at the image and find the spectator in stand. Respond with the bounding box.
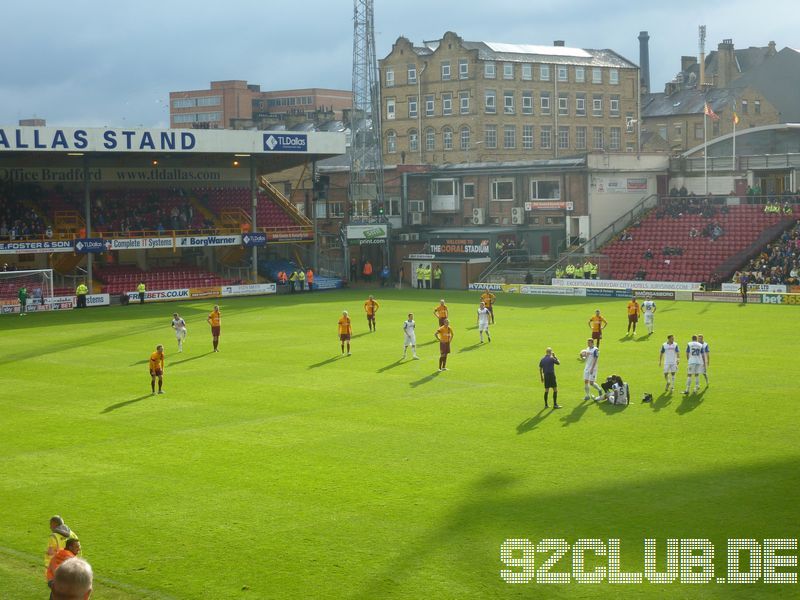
[643,248,654,260]
[689,227,699,238]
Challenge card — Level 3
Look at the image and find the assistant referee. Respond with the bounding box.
[538,347,561,409]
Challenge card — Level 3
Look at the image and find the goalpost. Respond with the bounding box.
[0,269,55,313]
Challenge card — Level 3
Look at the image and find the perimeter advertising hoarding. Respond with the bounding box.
[429,238,490,258]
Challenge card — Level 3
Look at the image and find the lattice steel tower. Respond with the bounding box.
[350,0,385,218]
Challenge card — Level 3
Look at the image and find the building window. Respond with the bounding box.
[460,126,470,150]
[441,61,451,81]
[172,98,195,109]
[540,92,551,115]
[576,93,586,116]
[592,68,602,83]
[521,64,532,80]
[459,59,469,79]
[523,125,534,149]
[610,127,621,150]
[484,62,496,79]
[741,100,748,114]
[558,93,569,116]
[196,96,222,107]
[504,125,516,149]
[491,178,515,201]
[408,96,418,118]
[610,95,620,117]
[425,94,435,116]
[442,93,452,115]
[387,130,397,153]
[609,68,619,85]
[674,123,682,138]
[409,129,418,152]
[540,64,551,81]
[540,126,552,149]
[485,89,496,114]
[459,91,470,114]
[592,95,603,117]
[558,126,569,149]
[386,98,395,120]
[408,64,417,84]
[558,66,568,82]
[694,122,703,140]
[658,125,668,140]
[522,91,533,115]
[503,91,515,114]
[386,68,395,87]
[575,67,585,83]
[426,127,435,151]
[503,63,514,79]
[463,182,475,198]
[593,127,604,149]
[443,127,453,150]
[576,126,587,150]
[530,179,560,199]
[712,121,720,136]
[755,100,761,114]
[485,125,497,149]
[625,113,635,132]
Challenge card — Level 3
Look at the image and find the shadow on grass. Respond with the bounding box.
[634,332,654,342]
[458,342,484,353]
[354,459,800,599]
[597,398,629,415]
[560,398,592,427]
[409,371,441,388]
[351,332,371,339]
[308,355,346,369]
[516,407,553,434]
[417,339,438,347]
[101,394,154,414]
[676,387,707,415]
[377,359,406,373]
[650,390,673,412]
[170,351,214,366]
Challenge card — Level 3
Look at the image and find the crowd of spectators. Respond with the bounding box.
[89,190,209,234]
[734,220,800,285]
[0,191,48,240]
[658,190,726,219]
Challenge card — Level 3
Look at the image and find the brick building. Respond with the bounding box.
[169,80,352,129]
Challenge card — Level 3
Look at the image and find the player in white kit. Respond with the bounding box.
[641,297,657,335]
[477,301,492,343]
[683,335,705,394]
[402,313,419,359]
[580,338,604,400]
[171,312,187,352]
[697,334,710,385]
[659,334,680,391]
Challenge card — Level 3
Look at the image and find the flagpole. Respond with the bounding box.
[704,112,708,196]
[732,116,737,172]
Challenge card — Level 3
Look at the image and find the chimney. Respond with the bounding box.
[768,40,777,56]
[638,31,650,94]
[553,40,565,47]
[681,55,697,72]
[717,38,735,87]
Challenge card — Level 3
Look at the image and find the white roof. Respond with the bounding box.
[485,42,591,58]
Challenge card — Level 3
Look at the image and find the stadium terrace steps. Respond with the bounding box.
[94,265,238,295]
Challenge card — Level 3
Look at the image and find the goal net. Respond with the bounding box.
[0,269,54,312]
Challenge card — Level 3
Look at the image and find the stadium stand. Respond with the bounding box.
[203,188,299,229]
[734,220,800,285]
[94,265,239,295]
[601,200,794,282]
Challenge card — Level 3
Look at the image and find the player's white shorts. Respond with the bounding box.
[175,328,187,339]
[663,363,677,374]
[404,333,416,346]
[583,368,597,382]
[687,363,703,375]
[478,322,490,332]
[644,314,654,324]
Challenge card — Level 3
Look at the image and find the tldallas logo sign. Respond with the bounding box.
[263,133,307,152]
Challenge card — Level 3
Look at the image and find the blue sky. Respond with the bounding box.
[0,0,794,128]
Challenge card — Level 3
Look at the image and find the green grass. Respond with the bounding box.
[1,289,797,599]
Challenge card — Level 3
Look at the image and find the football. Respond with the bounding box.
[580,350,588,360]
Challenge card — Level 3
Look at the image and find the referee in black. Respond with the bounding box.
[538,347,561,409]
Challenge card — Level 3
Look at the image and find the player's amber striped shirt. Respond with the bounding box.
[364,299,379,316]
[436,325,454,343]
[149,351,164,371]
[338,316,352,335]
[434,304,448,319]
[208,310,221,327]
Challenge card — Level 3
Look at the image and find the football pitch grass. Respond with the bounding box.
[1,288,797,599]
